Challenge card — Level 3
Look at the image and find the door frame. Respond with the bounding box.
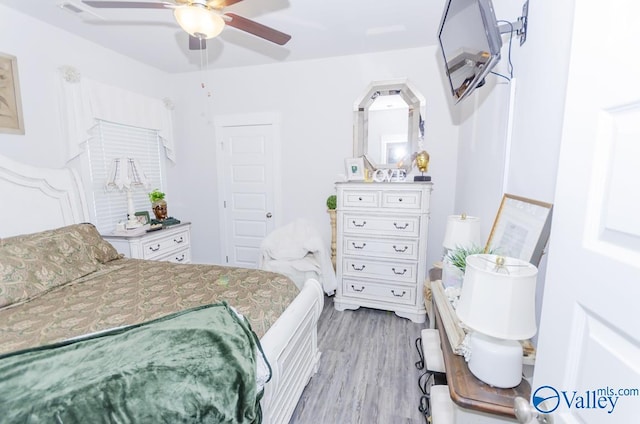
[214,111,283,265]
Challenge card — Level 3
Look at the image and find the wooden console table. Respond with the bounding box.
[429,272,531,419]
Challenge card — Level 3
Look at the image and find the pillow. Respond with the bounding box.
[72,223,121,264]
[3,223,121,264]
[0,231,98,308]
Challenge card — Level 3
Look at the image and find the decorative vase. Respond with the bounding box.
[152,199,168,221]
[327,209,337,270]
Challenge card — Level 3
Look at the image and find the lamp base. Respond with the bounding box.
[467,332,523,388]
[414,175,431,181]
[125,218,142,230]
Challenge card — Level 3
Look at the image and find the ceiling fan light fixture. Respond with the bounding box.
[174,5,225,39]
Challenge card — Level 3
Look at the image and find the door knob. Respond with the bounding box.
[266,212,273,218]
[514,397,554,423]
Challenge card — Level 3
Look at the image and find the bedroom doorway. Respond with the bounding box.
[214,112,282,268]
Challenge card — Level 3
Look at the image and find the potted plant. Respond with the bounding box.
[326,195,337,270]
[148,189,167,221]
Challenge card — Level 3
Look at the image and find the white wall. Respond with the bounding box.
[452,0,576,342]
[0,5,172,169]
[168,47,460,268]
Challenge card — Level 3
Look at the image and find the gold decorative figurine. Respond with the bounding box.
[414,150,431,181]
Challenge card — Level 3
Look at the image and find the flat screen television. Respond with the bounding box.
[438,0,503,103]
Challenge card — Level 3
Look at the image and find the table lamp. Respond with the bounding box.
[443,213,481,253]
[456,254,538,388]
[105,158,149,230]
[441,214,481,288]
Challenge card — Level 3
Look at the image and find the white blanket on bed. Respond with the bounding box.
[259,219,337,295]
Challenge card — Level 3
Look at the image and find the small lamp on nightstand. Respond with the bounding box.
[456,254,538,388]
[105,158,149,230]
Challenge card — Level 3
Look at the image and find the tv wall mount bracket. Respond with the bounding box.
[498,0,529,46]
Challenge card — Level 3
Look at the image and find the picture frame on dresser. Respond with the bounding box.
[344,157,365,181]
[135,211,150,225]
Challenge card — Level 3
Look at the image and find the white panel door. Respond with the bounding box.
[216,117,279,268]
[531,1,640,423]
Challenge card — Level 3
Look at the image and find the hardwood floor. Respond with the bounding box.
[290,295,429,424]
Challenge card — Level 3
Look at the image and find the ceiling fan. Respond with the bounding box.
[81,0,292,50]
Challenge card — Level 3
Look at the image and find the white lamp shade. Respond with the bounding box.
[456,254,538,340]
[443,214,481,250]
[174,6,225,39]
[105,158,149,191]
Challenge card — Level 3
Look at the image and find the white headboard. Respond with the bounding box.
[0,154,89,238]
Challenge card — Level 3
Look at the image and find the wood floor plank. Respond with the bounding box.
[289,296,428,423]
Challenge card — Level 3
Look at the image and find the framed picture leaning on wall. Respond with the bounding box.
[0,53,24,135]
[485,194,553,266]
[345,157,365,181]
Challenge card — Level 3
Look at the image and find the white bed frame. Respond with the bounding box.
[0,154,324,424]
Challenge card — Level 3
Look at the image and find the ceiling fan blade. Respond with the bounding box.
[188,35,207,50]
[82,1,173,8]
[224,13,291,46]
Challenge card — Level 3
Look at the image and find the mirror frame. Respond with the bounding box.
[353,78,426,168]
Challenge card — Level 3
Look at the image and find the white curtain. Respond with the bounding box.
[58,67,176,163]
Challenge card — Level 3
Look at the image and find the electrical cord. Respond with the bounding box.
[492,20,515,82]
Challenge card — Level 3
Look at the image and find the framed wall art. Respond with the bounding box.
[485,194,553,266]
[344,157,365,181]
[0,53,24,135]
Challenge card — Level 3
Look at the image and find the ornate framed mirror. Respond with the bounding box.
[353,79,426,169]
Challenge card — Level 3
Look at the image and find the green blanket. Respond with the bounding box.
[0,302,270,423]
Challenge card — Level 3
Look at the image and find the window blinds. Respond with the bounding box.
[86,120,165,233]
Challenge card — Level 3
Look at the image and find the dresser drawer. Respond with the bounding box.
[343,278,416,306]
[381,190,422,210]
[155,248,191,264]
[341,190,379,208]
[343,257,418,283]
[343,236,419,260]
[142,229,190,260]
[343,213,420,237]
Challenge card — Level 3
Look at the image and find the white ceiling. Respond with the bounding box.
[0,0,446,73]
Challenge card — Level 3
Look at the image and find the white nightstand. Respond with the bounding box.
[102,222,192,263]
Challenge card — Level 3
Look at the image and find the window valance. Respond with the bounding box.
[59,66,176,163]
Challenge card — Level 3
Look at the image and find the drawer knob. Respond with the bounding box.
[175,254,185,262]
[392,267,407,275]
[351,285,365,292]
[358,197,363,201]
[352,242,367,249]
[352,220,367,228]
[393,245,408,253]
[391,290,406,297]
[351,264,366,271]
[174,236,184,244]
[398,198,403,202]
[149,244,161,252]
[393,222,409,230]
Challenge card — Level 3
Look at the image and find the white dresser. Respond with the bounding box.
[334,182,432,323]
[102,222,192,264]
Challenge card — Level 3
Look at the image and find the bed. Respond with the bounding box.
[0,153,324,424]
